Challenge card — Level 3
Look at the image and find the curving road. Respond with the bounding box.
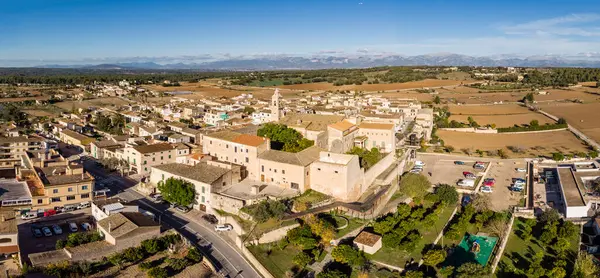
[82,158,261,278]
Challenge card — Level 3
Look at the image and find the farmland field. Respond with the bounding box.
[449,114,553,127]
[538,102,600,142]
[277,79,467,91]
[54,97,130,110]
[143,82,298,99]
[436,129,589,157]
[448,104,530,115]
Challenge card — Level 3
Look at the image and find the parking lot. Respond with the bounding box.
[417,155,488,189]
[485,160,528,210]
[18,209,95,264]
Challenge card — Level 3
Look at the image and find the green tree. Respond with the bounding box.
[405,270,424,278]
[243,106,256,114]
[186,247,203,263]
[589,150,599,158]
[317,269,348,278]
[548,267,566,278]
[142,239,162,254]
[165,257,189,271]
[331,244,358,264]
[524,93,535,102]
[423,249,447,271]
[293,251,313,267]
[398,173,431,199]
[434,95,441,104]
[539,209,560,224]
[433,184,458,205]
[257,123,314,152]
[573,252,600,278]
[553,238,570,256]
[552,153,565,162]
[109,253,127,269]
[456,262,488,278]
[530,120,539,127]
[557,118,567,125]
[157,177,195,207]
[147,267,168,278]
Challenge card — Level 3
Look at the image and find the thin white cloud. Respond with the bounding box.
[500,13,600,37]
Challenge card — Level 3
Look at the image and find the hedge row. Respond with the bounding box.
[497,123,567,133]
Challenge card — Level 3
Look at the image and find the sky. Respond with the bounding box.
[1,0,600,66]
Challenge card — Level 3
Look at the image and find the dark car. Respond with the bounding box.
[202,214,218,224]
[461,195,472,207]
[454,161,465,165]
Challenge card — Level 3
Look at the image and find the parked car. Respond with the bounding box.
[202,214,218,224]
[43,209,57,217]
[510,185,524,192]
[415,161,425,166]
[454,161,465,165]
[42,227,53,237]
[63,205,76,212]
[516,168,527,173]
[483,180,495,186]
[215,224,233,232]
[481,186,493,193]
[32,228,43,238]
[52,225,63,235]
[149,193,163,202]
[410,168,423,173]
[514,180,526,186]
[69,222,78,232]
[21,212,37,220]
[461,195,472,207]
[81,223,92,231]
[76,201,91,210]
[175,206,191,213]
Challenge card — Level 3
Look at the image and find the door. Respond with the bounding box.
[260,175,265,182]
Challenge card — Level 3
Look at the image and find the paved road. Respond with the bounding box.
[82,158,260,278]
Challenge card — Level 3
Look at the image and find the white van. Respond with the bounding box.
[76,201,90,210]
[21,212,37,220]
[457,179,475,187]
[415,161,426,166]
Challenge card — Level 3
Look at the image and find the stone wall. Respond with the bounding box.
[257,223,300,244]
[440,127,498,134]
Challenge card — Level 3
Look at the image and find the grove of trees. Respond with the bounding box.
[157,178,196,207]
[257,123,314,153]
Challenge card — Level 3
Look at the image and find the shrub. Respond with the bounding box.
[123,247,145,263]
[142,238,163,254]
[186,247,203,263]
[138,261,152,271]
[147,267,168,278]
[292,251,313,267]
[497,123,567,133]
[55,239,66,249]
[166,257,189,271]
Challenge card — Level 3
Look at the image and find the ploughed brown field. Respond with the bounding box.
[277,79,467,91]
[54,97,130,110]
[142,82,297,99]
[437,129,589,157]
[449,114,553,128]
[0,96,49,103]
[538,102,600,143]
[447,104,530,115]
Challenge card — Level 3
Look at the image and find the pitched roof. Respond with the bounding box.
[358,122,395,130]
[328,120,356,132]
[258,145,322,166]
[60,129,92,142]
[353,230,381,247]
[92,140,121,148]
[279,114,345,131]
[0,136,43,143]
[132,143,174,154]
[206,131,267,147]
[152,162,229,184]
[97,212,158,238]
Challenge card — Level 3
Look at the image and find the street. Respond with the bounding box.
[82,158,261,278]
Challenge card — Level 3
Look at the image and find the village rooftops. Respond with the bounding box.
[97,212,158,239]
[132,143,174,154]
[60,129,92,142]
[0,179,32,202]
[358,122,395,130]
[152,162,229,185]
[328,120,357,132]
[354,231,381,247]
[0,136,43,144]
[206,130,267,147]
[92,140,121,148]
[258,145,322,167]
[279,113,345,131]
[359,111,404,119]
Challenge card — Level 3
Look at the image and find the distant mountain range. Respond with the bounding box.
[36,53,600,70]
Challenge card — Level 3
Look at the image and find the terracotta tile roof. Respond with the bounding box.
[358,122,394,130]
[132,143,174,154]
[353,230,381,247]
[233,134,267,147]
[207,131,267,147]
[0,245,19,254]
[328,120,356,132]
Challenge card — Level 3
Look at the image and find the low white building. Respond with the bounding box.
[92,198,139,222]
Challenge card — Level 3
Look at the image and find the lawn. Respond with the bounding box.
[293,189,331,206]
[334,216,366,239]
[247,243,300,278]
[495,218,580,278]
[369,202,457,266]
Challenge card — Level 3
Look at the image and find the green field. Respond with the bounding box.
[247,244,300,278]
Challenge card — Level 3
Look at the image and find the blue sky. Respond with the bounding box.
[1,0,600,66]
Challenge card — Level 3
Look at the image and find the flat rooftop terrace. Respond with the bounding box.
[558,167,586,207]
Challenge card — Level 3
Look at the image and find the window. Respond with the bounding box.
[68,187,73,192]
[144,167,147,172]
[53,189,58,194]
[168,155,171,159]
[201,196,205,203]
[51,197,61,202]
[274,169,277,173]
[261,165,264,172]
[67,195,75,201]
[317,168,321,171]
[210,140,212,144]
[152,158,155,162]
[226,144,229,149]
[291,182,299,190]
[160,156,163,160]
[0,238,12,244]
[82,185,88,190]
[235,146,237,153]
[202,187,205,193]
[334,171,338,174]
[37,199,42,204]
[271,178,274,182]
[246,149,248,153]
[282,170,286,174]
[245,157,249,163]
[81,193,90,199]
